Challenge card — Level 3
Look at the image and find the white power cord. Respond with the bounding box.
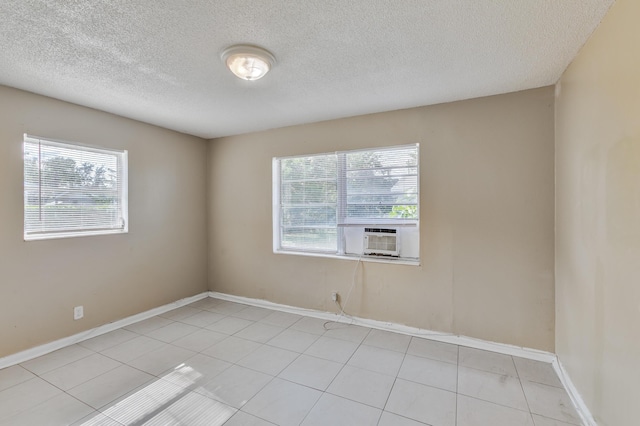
[324,253,363,330]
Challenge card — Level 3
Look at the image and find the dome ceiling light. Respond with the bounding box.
[221,45,275,81]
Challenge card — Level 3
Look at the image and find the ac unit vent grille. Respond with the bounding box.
[363,228,399,257]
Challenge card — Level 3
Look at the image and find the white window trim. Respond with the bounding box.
[23,134,129,241]
[273,144,419,263]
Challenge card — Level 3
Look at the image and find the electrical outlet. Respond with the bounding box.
[74,306,84,320]
[331,291,338,302]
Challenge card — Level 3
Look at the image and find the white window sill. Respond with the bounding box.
[274,249,420,266]
[24,228,128,241]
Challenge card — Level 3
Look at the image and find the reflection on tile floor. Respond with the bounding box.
[0,297,583,425]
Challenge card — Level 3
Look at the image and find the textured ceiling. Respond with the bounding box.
[0,0,614,139]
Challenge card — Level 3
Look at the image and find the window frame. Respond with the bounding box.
[273,143,419,260]
[23,134,129,241]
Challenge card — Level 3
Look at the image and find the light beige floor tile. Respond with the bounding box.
[458,366,529,411]
[323,324,371,343]
[234,323,285,343]
[196,365,272,409]
[398,354,458,392]
[532,414,581,426]
[188,298,223,310]
[459,347,518,377]
[267,329,319,353]
[0,365,35,392]
[0,377,62,421]
[177,310,226,328]
[514,357,563,387]
[41,353,122,390]
[161,353,231,387]
[301,393,381,426]
[242,378,321,426]
[101,336,165,363]
[236,345,299,376]
[347,344,404,376]
[142,390,236,425]
[71,411,125,425]
[210,301,249,315]
[67,365,154,409]
[21,344,94,375]
[304,336,359,363]
[327,365,395,409]
[290,317,328,335]
[0,392,93,426]
[362,329,411,353]
[278,354,343,391]
[159,306,202,321]
[171,329,227,352]
[205,317,254,335]
[127,344,195,376]
[202,336,261,363]
[522,380,581,425]
[260,311,302,328]
[232,306,272,321]
[385,378,456,426]
[98,377,189,424]
[123,316,173,334]
[146,321,200,343]
[224,411,276,425]
[407,337,458,364]
[378,411,429,426]
[457,394,534,426]
[79,329,138,352]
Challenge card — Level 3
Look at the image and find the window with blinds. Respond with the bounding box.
[278,153,337,252]
[23,135,128,240]
[274,144,419,256]
[343,145,418,223]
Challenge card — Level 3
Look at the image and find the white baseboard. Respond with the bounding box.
[0,292,208,370]
[552,359,597,426]
[209,291,556,363]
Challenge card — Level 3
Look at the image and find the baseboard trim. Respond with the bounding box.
[0,292,208,370]
[209,291,556,363]
[552,359,597,426]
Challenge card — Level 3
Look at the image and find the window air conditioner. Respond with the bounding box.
[363,228,399,257]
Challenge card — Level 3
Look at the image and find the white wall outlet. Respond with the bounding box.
[73,306,84,320]
[331,291,338,302]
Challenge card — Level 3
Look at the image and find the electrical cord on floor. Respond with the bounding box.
[323,253,363,330]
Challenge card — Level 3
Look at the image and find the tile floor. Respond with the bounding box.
[0,298,583,426]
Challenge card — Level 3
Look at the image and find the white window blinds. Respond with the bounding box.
[342,145,418,223]
[279,153,337,251]
[24,135,128,240]
[275,144,418,254]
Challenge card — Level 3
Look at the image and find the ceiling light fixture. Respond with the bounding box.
[221,45,275,81]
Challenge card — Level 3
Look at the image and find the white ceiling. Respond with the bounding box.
[0,1,614,139]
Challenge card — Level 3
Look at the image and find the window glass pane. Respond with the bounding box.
[279,153,337,252]
[344,146,418,221]
[24,136,127,239]
[281,227,337,252]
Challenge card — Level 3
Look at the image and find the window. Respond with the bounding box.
[23,135,128,240]
[273,144,419,260]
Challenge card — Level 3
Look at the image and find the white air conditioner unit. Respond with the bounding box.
[363,228,399,257]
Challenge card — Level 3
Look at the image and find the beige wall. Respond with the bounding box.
[0,86,208,357]
[208,87,555,351]
[555,0,640,424]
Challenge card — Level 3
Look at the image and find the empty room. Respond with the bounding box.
[0,1,637,425]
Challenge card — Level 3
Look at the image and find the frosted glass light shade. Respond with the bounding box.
[222,45,275,81]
